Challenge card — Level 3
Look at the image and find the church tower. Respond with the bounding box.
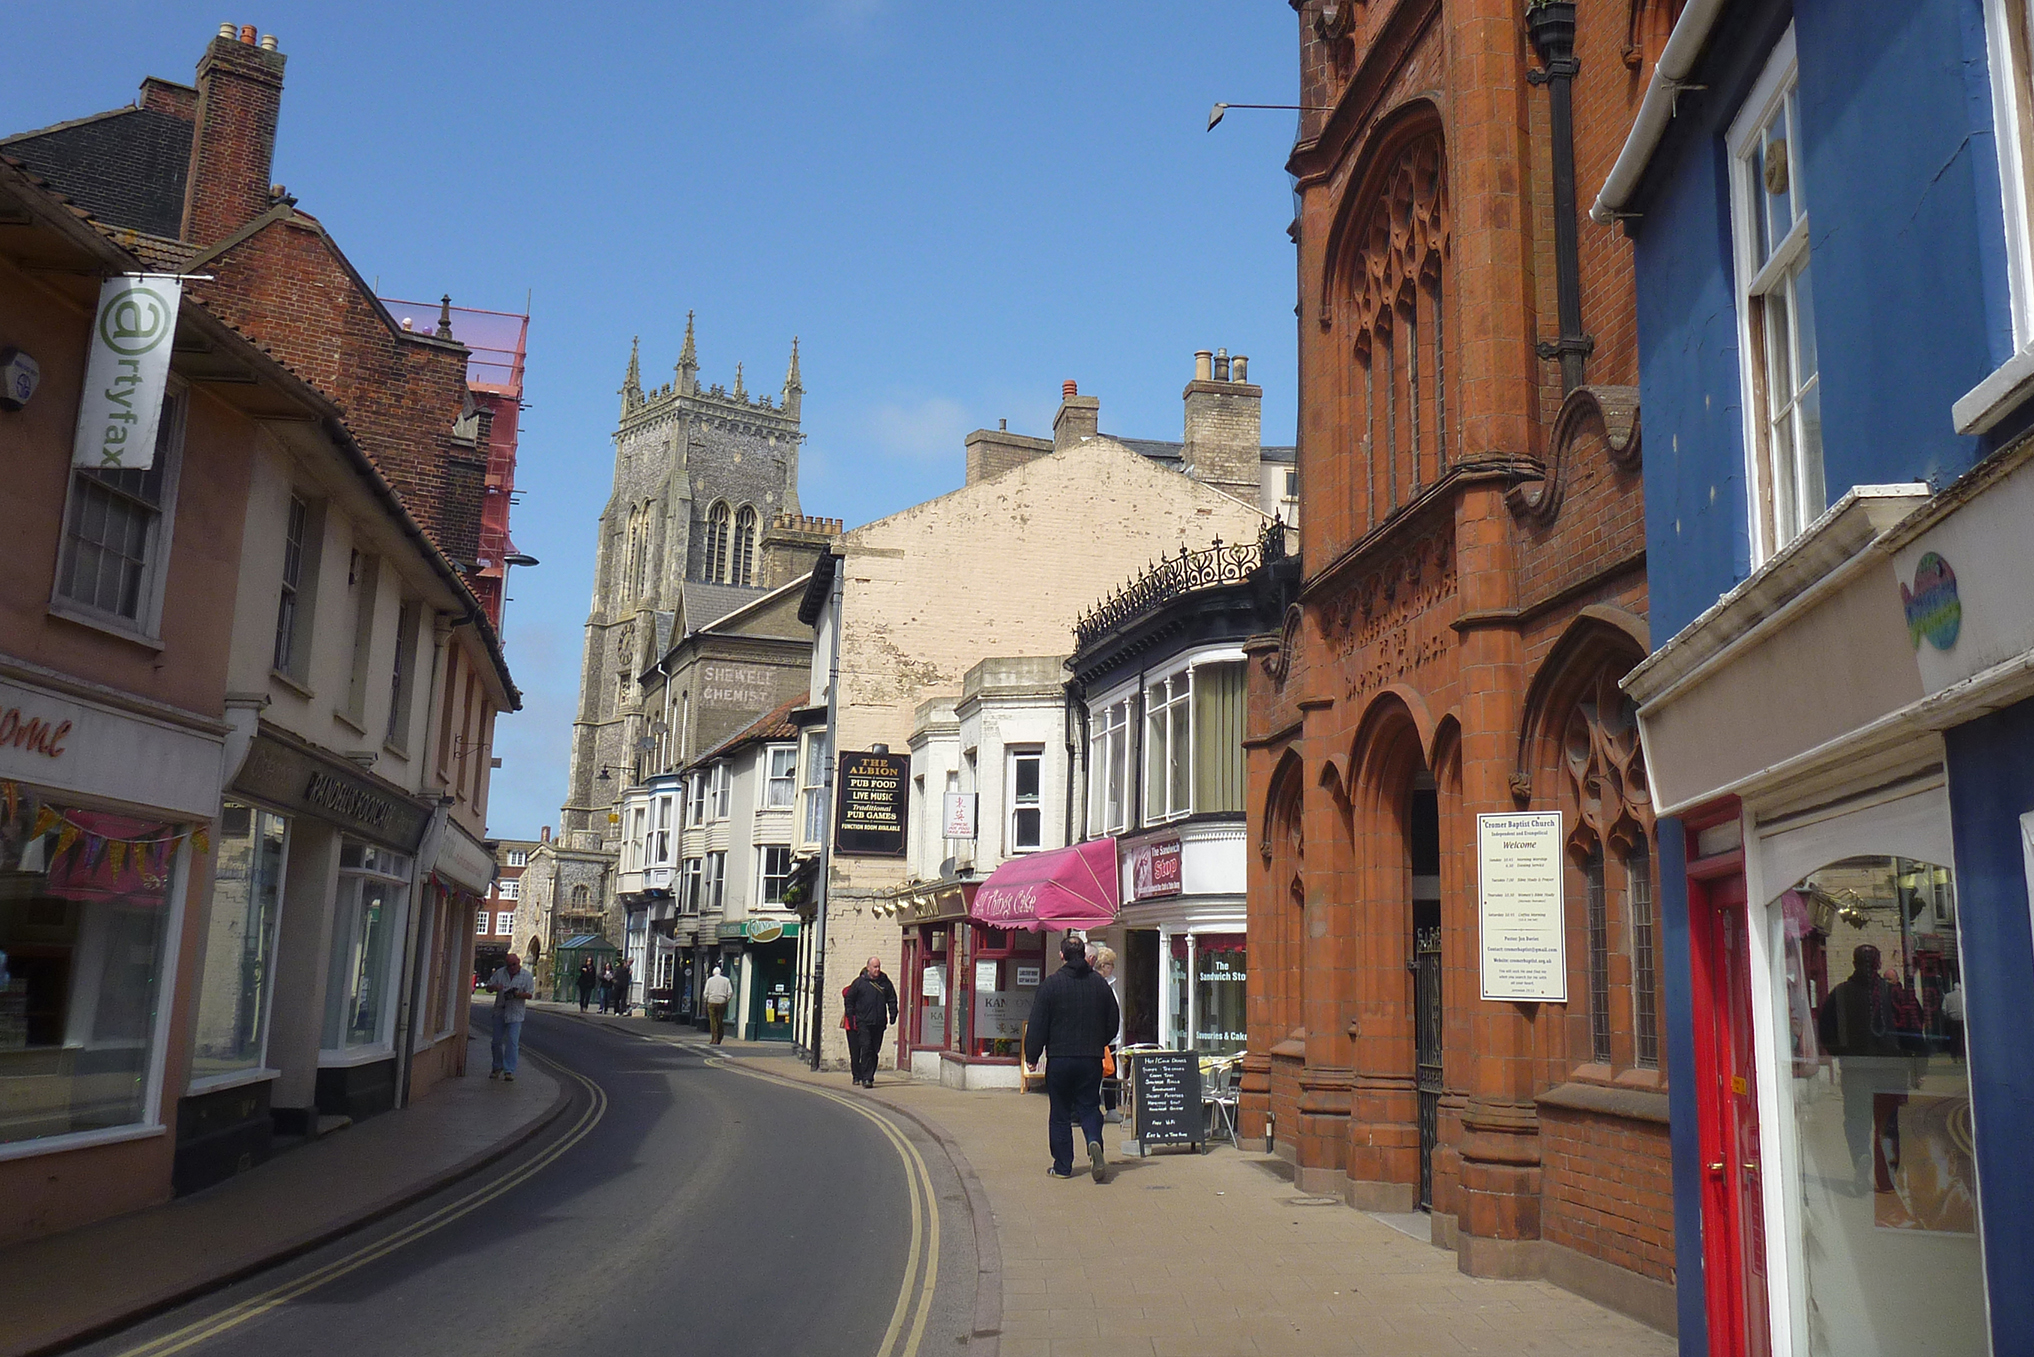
[558,317,806,852]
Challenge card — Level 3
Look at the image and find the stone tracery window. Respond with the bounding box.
[733,504,758,587]
[704,501,731,583]
[1340,130,1451,529]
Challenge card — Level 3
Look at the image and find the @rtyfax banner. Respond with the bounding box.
[73,274,182,470]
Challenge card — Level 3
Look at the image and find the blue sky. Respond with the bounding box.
[10,2,1301,840]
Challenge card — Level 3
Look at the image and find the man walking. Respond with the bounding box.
[612,958,634,1017]
[843,955,898,1088]
[703,964,734,1044]
[575,958,597,1013]
[487,952,537,1081]
[1024,936,1121,1182]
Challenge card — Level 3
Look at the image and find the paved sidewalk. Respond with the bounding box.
[0,1026,565,1357]
[569,1010,1672,1357]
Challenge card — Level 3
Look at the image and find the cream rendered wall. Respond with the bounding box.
[804,439,1266,1068]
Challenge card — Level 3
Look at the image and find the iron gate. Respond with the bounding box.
[1413,906,1442,1211]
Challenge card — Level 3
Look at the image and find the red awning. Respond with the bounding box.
[970,839,1119,932]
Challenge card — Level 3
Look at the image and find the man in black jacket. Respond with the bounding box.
[844,956,898,1088]
[1023,936,1121,1182]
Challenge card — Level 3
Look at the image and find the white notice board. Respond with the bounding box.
[1476,811,1567,1002]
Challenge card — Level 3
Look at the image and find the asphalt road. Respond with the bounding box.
[70,1008,979,1357]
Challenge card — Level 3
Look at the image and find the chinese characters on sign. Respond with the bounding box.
[941,791,977,840]
[834,750,908,855]
[1476,811,1567,1002]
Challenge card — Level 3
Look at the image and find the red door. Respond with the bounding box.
[1694,867,1772,1357]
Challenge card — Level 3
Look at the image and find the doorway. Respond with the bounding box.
[1697,869,1771,1357]
[747,940,796,1041]
[1409,773,1441,1211]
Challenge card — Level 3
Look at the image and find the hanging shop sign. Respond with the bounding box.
[942,791,977,840]
[835,750,908,856]
[74,274,181,470]
[1476,811,1567,1002]
[1129,836,1183,900]
[233,730,430,852]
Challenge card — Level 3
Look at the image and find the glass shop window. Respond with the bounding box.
[191,802,288,1082]
[322,840,412,1052]
[965,925,1043,1059]
[915,925,950,1048]
[1194,936,1248,1057]
[1772,856,1985,1356]
[0,792,190,1145]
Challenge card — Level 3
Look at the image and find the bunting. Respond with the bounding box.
[1,779,211,895]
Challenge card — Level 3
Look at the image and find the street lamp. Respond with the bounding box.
[1206,102,1335,132]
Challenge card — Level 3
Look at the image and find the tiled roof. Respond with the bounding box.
[689,696,805,768]
[681,580,768,634]
[3,107,192,239]
[1115,436,1183,464]
[1261,444,1297,464]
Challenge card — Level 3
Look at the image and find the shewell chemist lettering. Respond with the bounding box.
[72,274,181,470]
[1476,812,1567,1002]
[833,750,907,855]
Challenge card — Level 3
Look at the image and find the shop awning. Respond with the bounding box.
[970,839,1119,932]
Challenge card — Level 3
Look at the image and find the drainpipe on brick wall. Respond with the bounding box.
[807,556,844,1071]
[1529,0,1593,394]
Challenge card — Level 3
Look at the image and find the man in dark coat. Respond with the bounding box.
[576,959,597,1013]
[843,955,898,1088]
[1024,936,1121,1182]
[1817,943,1924,1185]
[611,959,634,1017]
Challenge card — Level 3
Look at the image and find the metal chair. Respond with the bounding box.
[1202,1055,1241,1145]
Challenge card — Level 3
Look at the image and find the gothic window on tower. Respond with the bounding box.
[733,505,758,587]
[705,502,731,583]
[1338,129,1450,532]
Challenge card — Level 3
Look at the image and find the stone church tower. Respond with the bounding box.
[559,315,805,856]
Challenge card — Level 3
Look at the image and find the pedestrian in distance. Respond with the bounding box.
[612,958,633,1017]
[1090,943,1124,1120]
[843,955,898,1088]
[487,952,537,1081]
[703,964,734,1044]
[576,958,597,1013]
[1025,935,1121,1183]
[598,962,614,1013]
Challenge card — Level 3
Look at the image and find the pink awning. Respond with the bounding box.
[970,838,1120,932]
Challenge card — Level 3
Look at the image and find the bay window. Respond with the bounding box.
[765,746,797,808]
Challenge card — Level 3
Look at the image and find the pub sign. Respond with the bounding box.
[834,749,908,856]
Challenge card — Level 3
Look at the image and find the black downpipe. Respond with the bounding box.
[1529,1,1593,394]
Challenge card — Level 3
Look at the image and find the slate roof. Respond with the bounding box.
[3,107,193,239]
[1115,436,1183,466]
[680,581,768,634]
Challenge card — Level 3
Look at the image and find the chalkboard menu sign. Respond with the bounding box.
[1131,1051,1203,1153]
[835,750,908,856]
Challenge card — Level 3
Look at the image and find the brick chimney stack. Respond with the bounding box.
[1052,379,1101,453]
[181,23,287,246]
[1182,345,1263,501]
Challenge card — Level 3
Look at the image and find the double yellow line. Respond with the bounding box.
[705,1050,942,1357]
[109,1055,607,1357]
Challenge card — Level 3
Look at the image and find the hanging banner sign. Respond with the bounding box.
[942,791,977,840]
[73,275,182,470]
[1477,811,1567,1002]
[835,750,908,856]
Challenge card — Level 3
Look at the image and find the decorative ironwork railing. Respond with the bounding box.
[1072,518,1288,651]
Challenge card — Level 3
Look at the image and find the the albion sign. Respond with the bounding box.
[73,274,182,471]
[834,750,908,856]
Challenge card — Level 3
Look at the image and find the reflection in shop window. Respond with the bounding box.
[0,794,190,1145]
[191,803,287,1082]
[1774,856,1984,1356]
[322,840,412,1052]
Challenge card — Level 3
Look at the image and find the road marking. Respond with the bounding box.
[701,1050,942,1357]
[107,1049,607,1357]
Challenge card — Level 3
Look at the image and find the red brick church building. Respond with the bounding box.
[1243,0,1679,1333]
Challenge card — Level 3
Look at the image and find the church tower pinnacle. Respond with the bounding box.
[677,310,698,396]
[782,336,803,420]
[732,361,746,402]
[620,335,642,415]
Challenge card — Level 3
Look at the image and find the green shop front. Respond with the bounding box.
[719,917,798,1041]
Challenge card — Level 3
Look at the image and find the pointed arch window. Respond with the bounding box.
[733,505,759,586]
[1337,130,1450,534]
[704,502,731,583]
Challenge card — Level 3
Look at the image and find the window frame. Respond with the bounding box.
[801,730,830,847]
[1142,667,1195,825]
[680,856,703,914]
[655,793,674,865]
[497,878,519,901]
[704,851,726,912]
[760,844,793,904]
[1006,746,1044,854]
[763,744,798,809]
[49,384,188,645]
[496,910,515,936]
[710,763,731,821]
[688,771,707,825]
[1986,0,2034,351]
[1728,26,1824,565]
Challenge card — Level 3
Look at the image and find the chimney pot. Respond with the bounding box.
[217,21,235,38]
[260,33,278,50]
[1233,354,1249,382]
[1194,349,1213,382]
[1214,348,1230,381]
[999,418,1007,431]
[1062,379,1078,400]
[239,24,256,43]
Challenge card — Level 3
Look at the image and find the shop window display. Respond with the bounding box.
[1772,856,1984,1356]
[322,840,411,1052]
[0,787,197,1146]
[190,803,287,1082]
